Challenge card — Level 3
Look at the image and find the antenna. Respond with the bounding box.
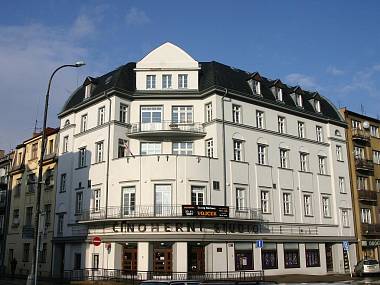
[34,119,38,134]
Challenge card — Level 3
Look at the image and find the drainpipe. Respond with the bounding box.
[222,88,228,206]
[105,92,111,218]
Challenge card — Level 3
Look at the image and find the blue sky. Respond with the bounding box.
[1,0,380,151]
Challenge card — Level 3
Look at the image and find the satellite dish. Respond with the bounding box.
[363,121,370,129]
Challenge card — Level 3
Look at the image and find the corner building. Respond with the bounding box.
[53,43,356,277]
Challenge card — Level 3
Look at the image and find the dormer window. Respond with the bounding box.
[84,84,93,99]
[146,75,156,89]
[275,87,283,102]
[162,74,172,89]
[315,100,321,112]
[253,80,261,95]
[296,94,303,107]
[178,74,188,89]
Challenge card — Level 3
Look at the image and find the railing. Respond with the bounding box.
[355,158,374,171]
[77,205,263,222]
[128,121,205,135]
[61,269,264,282]
[22,225,34,239]
[362,223,380,235]
[358,190,378,202]
[352,128,370,141]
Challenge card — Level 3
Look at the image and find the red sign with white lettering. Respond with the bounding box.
[92,236,102,246]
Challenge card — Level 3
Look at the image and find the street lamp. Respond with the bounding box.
[27,61,85,285]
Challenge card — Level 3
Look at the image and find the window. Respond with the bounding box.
[191,186,205,205]
[80,114,88,132]
[122,186,136,216]
[75,192,83,214]
[232,105,241,123]
[304,195,313,216]
[278,116,286,134]
[205,103,213,122]
[162,74,172,89]
[235,243,253,270]
[141,106,163,128]
[74,253,81,270]
[206,139,214,158]
[357,176,367,190]
[283,193,292,215]
[370,125,379,137]
[178,74,188,89]
[15,178,21,197]
[93,189,101,212]
[258,144,267,165]
[305,243,320,267]
[253,80,261,95]
[361,208,372,224]
[315,100,321,112]
[18,152,23,165]
[280,149,289,168]
[336,145,343,161]
[44,204,51,227]
[118,139,128,158]
[25,207,33,226]
[354,146,364,159]
[339,177,346,193]
[146,75,156,89]
[59,174,66,193]
[298,121,305,138]
[39,243,47,263]
[27,173,36,193]
[62,136,69,153]
[173,142,193,155]
[376,179,380,191]
[22,243,30,262]
[172,106,193,123]
[155,184,171,216]
[57,214,64,234]
[261,191,270,214]
[95,141,104,163]
[275,87,283,101]
[318,156,327,175]
[12,209,20,226]
[98,106,105,125]
[119,104,128,123]
[78,147,86,167]
[316,126,323,142]
[140,142,161,155]
[261,243,278,269]
[47,139,54,154]
[213,181,220,191]
[296,94,303,107]
[92,254,99,270]
[322,196,331,218]
[256,111,265,129]
[236,188,247,211]
[284,243,300,268]
[45,168,54,188]
[352,119,362,130]
[31,143,38,160]
[233,140,243,161]
[300,152,309,172]
[85,84,92,99]
[342,210,349,227]
[373,150,380,164]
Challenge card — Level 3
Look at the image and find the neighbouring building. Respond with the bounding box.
[340,108,380,261]
[5,128,59,276]
[52,42,356,277]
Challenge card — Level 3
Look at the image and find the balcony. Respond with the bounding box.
[127,121,206,139]
[352,128,370,142]
[362,223,380,236]
[22,225,34,239]
[358,190,378,203]
[355,158,374,172]
[77,205,263,222]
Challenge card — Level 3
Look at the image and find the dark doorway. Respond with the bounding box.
[153,243,172,273]
[325,243,334,272]
[188,244,205,273]
[122,244,137,273]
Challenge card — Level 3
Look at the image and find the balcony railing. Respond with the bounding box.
[77,205,263,222]
[352,128,370,142]
[362,223,380,235]
[355,158,374,172]
[358,190,378,202]
[127,121,206,138]
[22,225,34,239]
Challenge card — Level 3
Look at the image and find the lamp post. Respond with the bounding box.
[27,62,85,285]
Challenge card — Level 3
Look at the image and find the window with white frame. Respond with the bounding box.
[85,84,92,99]
[122,186,136,216]
[300,152,309,172]
[75,192,83,214]
[98,106,105,125]
[146,75,156,89]
[280,149,289,168]
[361,208,372,224]
[316,126,323,142]
[339,177,346,193]
[233,140,243,161]
[296,94,303,107]
[352,119,362,130]
[376,179,380,191]
[370,125,379,137]
[298,121,305,138]
[357,176,368,190]
[95,141,104,163]
[162,74,172,89]
[318,156,327,175]
[261,191,270,214]
[93,189,101,212]
[253,80,261,94]
[256,111,265,129]
[275,87,283,101]
[342,210,349,227]
[236,188,247,211]
[283,193,293,215]
[258,144,267,165]
[205,103,213,122]
[322,196,331,218]
[172,106,193,124]
[178,74,188,89]
[304,194,313,216]
[373,150,380,164]
[191,186,205,205]
[80,114,88,132]
[315,100,321,112]
[232,105,242,123]
[140,142,161,155]
[119,104,128,123]
[62,136,68,153]
[118,139,128,158]
[206,139,214,158]
[354,146,364,159]
[278,116,286,134]
[60,173,66,193]
[173,142,193,155]
[141,106,163,125]
[78,147,86,167]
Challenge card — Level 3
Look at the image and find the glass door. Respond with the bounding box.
[155,184,171,216]
[122,186,136,216]
[141,106,163,131]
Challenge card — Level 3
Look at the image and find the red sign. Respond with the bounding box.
[92,236,102,246]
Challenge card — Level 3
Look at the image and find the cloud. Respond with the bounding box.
[71,14,95,39]
[125,7,150,25]
[326,65,344,76]
[285,73,318,90]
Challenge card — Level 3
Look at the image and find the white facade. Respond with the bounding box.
[52,42,356,277]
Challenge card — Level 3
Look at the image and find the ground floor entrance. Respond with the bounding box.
[188,243,205,273]
[153,243,173,273]
[122,244,137,273]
